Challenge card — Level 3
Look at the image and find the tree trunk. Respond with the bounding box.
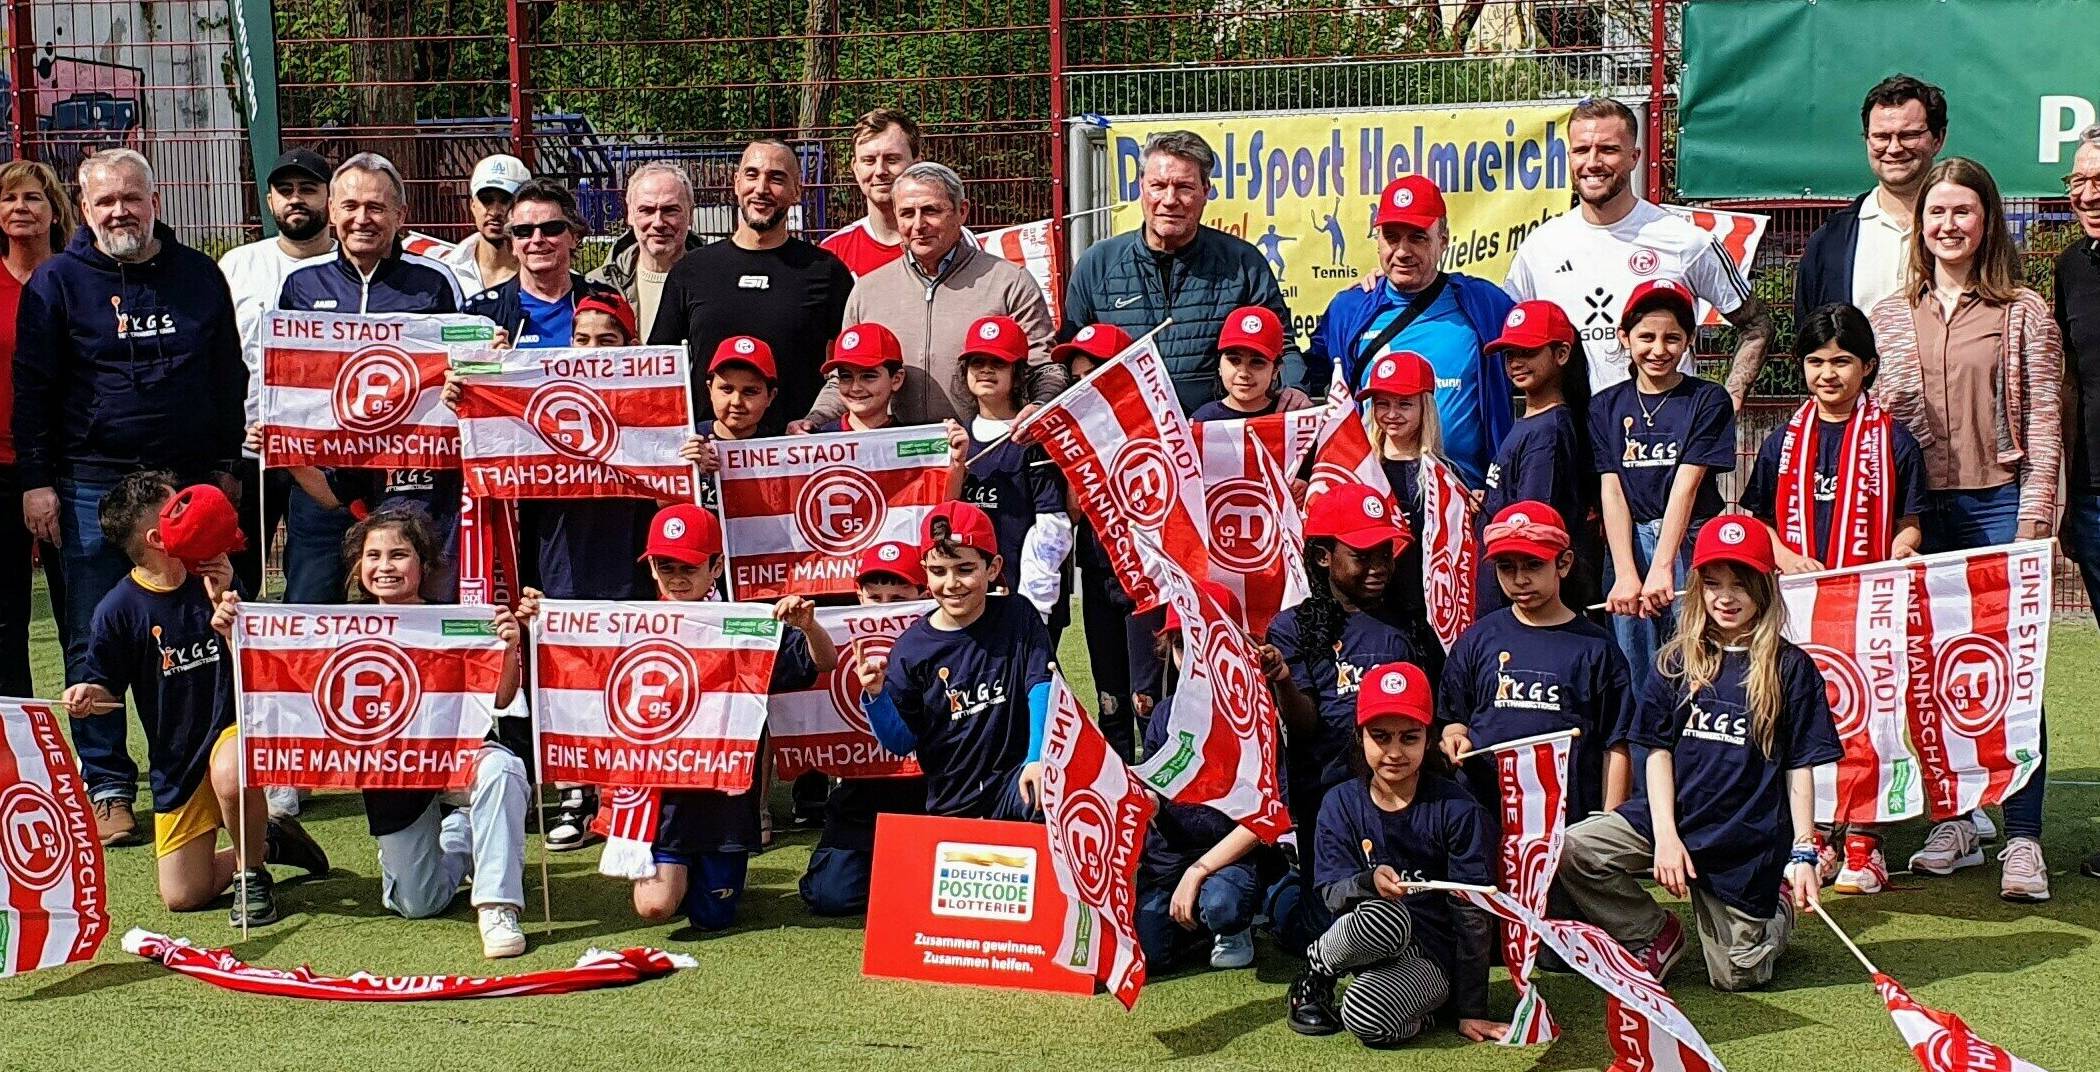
[796,0,839,140]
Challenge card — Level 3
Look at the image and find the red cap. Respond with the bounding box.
[710,335,778,381]
[1482,501,1571,562]
[1305,482,1404,551]
[1692,516,1776,574]
[573,292,639,343]
[960,315,1028,364]
[855,540,926,589]
[1051,323,1132,366]
[158,483,247,567]
[1216,306,1284,361]
[1360,350,1437,398]
[1485,300,1575,354]
[1161,580,1244,633]
[1357,661,1433,726]
[1620,278,1697,332]
[824,322,903,375]
[639,504,723,566]
[1373,175,1447,230]
[922,501,999,559]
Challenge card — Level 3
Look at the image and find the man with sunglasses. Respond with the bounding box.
[1795,75,1949,323]
[442,153,528,297]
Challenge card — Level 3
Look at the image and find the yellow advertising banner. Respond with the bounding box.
[1107,105,1575,345]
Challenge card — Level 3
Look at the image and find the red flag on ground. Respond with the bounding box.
[1193,410,1320,636]
[260,311,494,468]
[530,599,783,791]
[1016,334,1209,611]
[713,425,953,600]
[232,605,508,791]
[1486,731,1577,1046]
[1780,562,1922,824]
[1874,971,2048,1072]
[1041,669,1152,1009]
[123,929,693,1000]
[1904,542,2050,820]
[0,699,109,978]
[454,346,696,502]
[769,601,933,780]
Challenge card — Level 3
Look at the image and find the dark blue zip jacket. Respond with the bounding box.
[463,272,617,341]
[278,244,462,315]
[12,223,246,487]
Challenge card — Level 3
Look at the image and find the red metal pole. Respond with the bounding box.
[506,0,531,169]
[1646,0,1667,201]
[1046,0,1068,308]
[9,0,35,163]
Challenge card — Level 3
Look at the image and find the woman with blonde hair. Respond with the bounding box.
[1868,156,2061,902]
[0,159,76,696]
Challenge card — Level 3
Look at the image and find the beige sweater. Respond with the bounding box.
[805,242,1065,424]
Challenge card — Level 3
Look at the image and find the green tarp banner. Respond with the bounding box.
[1679,0,2099,199]
[230,0,283,234]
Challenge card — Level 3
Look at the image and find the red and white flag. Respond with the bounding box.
[976,219,1057,319]
[124,929,694,1000]
[1041,669,1153,1010]
[260,311,494,469]
[1875,971,2048,1072]
[455,491,520,609]
[1304,379,1394,506]
[454,347,695,502]
[714,425,953,600]
[1134,565,1292,840]
[769,601,933,781]
[1486,730,1576,1046]
[232,605,508,791]
[1781,563,1923,824]
[1419,452,1476,651]
[1016,334,1209,611]
[1903,542,2050,820]
[531,600,783,792]
[1193,410,1321,635]
[1455,888,1725,1071]
[1658,206,1770,328]
[0,699,108,978]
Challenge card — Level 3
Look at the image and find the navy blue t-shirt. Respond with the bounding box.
[1740,415,1929,563]
[656,627,822,856]
[883,595,1053,818]
[1589,376,1735,523]
[81,573,236,811]
[1311,774,1493,980]
[961,423,1065,593]
[1612,643,1842,917]
[1437,609,1628,823]
[1481,406,1589,544]
[1189,397,1281,422]
[1267,605,1421,805]
[1139,692,1248,890]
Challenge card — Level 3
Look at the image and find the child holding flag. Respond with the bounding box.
[1363,350,1472,663]
[1289,660,1505,1047]
[855,501,1055,821]
[1437,501,1632,822]
[955,315,1073,633]
[63,475,328,927]
[1190,305,1315,421]
[682,335,785,515]
[1739,303,1926,895]
[1554,519,1840,991]
[1477,301,1600,613]
[809,322,909,433]
[1591,279,1737,677]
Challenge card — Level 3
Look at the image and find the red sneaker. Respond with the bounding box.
[1833,834,1887,895]
[1637,913,1687,982]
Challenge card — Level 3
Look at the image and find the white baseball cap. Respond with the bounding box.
[470,154,530,197]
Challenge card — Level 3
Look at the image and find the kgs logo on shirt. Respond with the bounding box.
[153,625,221,677]
[937,666,1008,722]
[960,483,1004,511]
[1620,417,1680,469]
[112,296,176,340]
[1681,697,1749,746]
[1814,471,1839,502]
[1482,462,1502,492]
[1333,657,1369,698]
[1492,652,1563,712]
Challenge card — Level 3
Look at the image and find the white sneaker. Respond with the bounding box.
[265,786,301,819]
[1209,929,1254,969]
[1909,820,1984,876]
[1971,808,1998,842]
[1998,838,2050,903]
[479,904,527,959]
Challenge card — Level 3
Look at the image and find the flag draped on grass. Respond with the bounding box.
[1192,410,1320,636]
[454,346,696,502]
[232,605,508,791]
[1485,731,1577,1046]
[769,601,934,780]
[0,699,108,978]
[259,311,494,469]
[1874,972,2049,1072]
[1040,670,1152,1009]
[123,929,693,1000]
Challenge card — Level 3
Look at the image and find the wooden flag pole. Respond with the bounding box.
[1813,902,1881,976]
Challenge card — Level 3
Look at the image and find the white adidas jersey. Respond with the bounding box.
[1504,198,1753,392]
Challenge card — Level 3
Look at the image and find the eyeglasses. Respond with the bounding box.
[1864,129,1934,149]
[507,219,571,239]
[2065,173,2100,195]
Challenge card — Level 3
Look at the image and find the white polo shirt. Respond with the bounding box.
[1850,191,1913,314]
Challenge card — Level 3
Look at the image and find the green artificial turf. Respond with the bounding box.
[5,585,2095,1071]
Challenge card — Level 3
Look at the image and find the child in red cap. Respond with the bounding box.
[953,314,1073,639]
[1289,659,1506,1047]
[1361,350,1475,660]
[1479,299,1601,613]
[1556,517,1840,993]
[680,335,783,514]
[1191,305,1315,421]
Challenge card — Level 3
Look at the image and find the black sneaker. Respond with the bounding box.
[790,772,829,829]
[545,787,599,852]
[1287,970,1342,1036]
[265,816,329,876]
[2081,850,2100,879]
[229,868,280,927]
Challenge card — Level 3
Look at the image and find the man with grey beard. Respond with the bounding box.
[12,148,247,846]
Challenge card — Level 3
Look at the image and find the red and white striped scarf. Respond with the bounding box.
[1775,397,1893,569]
[1419,452,1476,652]
[598,786,661,880]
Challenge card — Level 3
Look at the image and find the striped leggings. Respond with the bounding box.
[1309,899,1450,1047]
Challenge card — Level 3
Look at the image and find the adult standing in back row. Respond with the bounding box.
[649,140,853,433]
[1062,131,1302,414]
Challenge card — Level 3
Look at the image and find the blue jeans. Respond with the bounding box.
[1264,867,1334,959]
[283,485,355,603]
[1920,484,2042,839]
[54,474,137,801]
[1135,861,1259,971]
[2057,492,2100,618]
[1604,517,1699,680]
